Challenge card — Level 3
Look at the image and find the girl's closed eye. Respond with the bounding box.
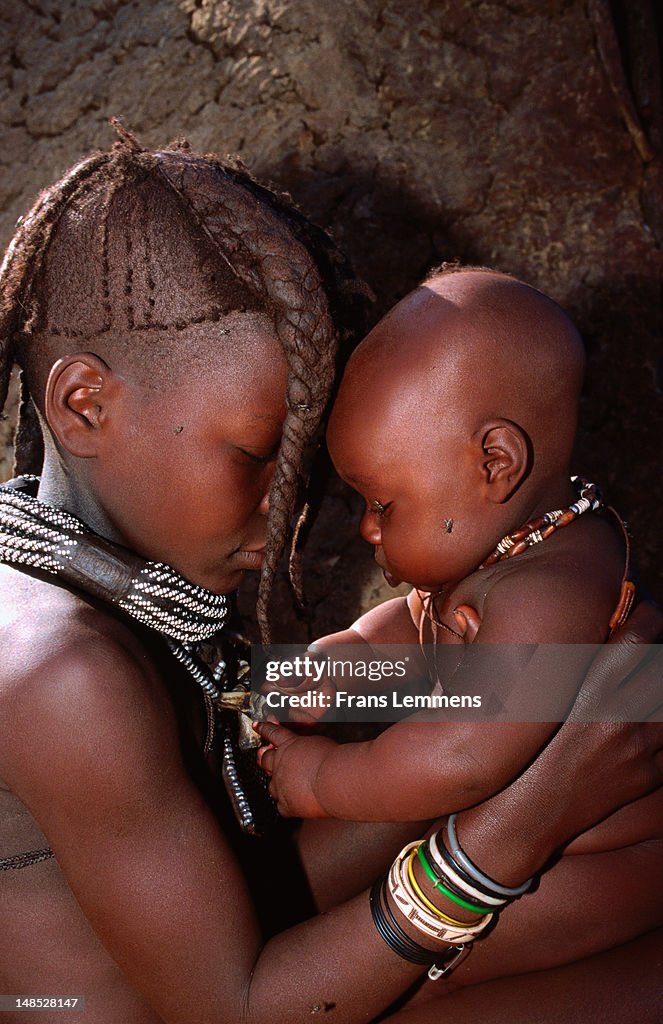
[236,444,280,466]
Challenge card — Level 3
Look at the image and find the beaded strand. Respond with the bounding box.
[480,477,603,567]
[0,478,271,836]
[0,481,230,643]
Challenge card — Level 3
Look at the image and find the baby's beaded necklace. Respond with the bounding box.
[479,476,602,567]
[420,476,634,641]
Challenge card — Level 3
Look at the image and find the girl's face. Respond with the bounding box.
[92,322,288,594]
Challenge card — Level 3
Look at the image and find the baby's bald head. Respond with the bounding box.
[344,268,585,482]
[328,268,586,588]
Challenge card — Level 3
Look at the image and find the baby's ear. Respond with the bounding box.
[44,353,116,458]
[478,419,530,503]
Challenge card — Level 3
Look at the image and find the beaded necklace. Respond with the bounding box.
[420,476,634,644]
[480,477,602,567]
[0,477,272,836]
[0,478,231,643]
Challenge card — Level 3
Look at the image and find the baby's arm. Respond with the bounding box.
[262,596,430,723]
[258,564,606,820]
[313,594,431,694]
[257,716,560,819]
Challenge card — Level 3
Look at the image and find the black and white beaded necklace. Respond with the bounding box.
[0,477,271,838]
[0,478,231,643]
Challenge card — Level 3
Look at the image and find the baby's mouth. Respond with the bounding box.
[374,548,402,588]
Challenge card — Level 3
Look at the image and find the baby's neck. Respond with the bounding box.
[514,473,579,527]
[478,472,599,577]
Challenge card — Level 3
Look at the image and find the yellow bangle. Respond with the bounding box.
[406,849,469,928]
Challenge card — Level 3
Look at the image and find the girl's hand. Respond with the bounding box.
[457,601,663,885]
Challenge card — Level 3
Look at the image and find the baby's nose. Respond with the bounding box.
[359,508,382,546]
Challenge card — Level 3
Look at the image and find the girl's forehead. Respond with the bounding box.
[176,341,286,400]
[121,314,285,384]
[136,362,287,440]
[122,328,286,434]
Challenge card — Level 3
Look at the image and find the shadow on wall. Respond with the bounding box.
[262,158,488,322]
[574,273,663,604]
[238,159,663,640]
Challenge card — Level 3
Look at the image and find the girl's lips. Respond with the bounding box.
[235,548,265,570]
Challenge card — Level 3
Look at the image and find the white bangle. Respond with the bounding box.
[387,843,493,944]
[428,832,507,908]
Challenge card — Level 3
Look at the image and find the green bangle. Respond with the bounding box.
[416,844,494,915]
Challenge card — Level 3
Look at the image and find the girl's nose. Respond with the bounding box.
[359,508,382,546]
[259,460,278,515]
[258,458,278,516]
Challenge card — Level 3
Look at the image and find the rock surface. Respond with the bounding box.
[1,0,661,634]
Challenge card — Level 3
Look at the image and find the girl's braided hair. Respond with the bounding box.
[0,124,370,640]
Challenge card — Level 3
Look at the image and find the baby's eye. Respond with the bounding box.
[370,499,391,518]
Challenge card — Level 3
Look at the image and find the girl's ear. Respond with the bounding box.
[478,419,530,503]
[44,353,116,458]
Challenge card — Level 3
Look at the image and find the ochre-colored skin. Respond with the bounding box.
[258,271,663,1012]
[1,314,663,1023]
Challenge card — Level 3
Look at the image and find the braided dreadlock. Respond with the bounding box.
[0,125,369,640]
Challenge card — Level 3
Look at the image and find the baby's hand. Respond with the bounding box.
[254,721,337,818]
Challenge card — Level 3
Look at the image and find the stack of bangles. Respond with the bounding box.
[369,813,534,981]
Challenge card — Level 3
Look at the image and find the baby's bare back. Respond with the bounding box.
[430,513,663,965]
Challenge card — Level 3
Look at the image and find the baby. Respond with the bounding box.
[257,269,656,837]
